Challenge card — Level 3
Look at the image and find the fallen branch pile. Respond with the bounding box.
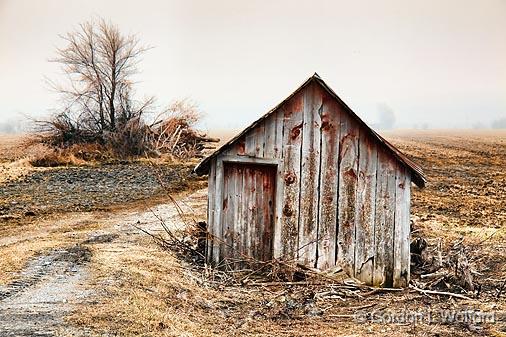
[410,236,480,299]
[33,99,219,161]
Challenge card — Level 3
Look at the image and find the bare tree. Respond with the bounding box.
[48,18,153,140]
[36,18,215,160]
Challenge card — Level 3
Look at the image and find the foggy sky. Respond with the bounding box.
[1,0,505,131]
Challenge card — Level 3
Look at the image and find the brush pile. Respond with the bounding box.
[410,236,477,298]
[31,100,218,164]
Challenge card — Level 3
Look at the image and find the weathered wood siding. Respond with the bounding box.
[206,81,412,287]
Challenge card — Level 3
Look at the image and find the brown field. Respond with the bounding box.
[0,130,505,336]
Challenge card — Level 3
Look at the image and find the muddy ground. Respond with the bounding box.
[0,130,505,336]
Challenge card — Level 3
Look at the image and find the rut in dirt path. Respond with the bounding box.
[0,189,207,337]
[0,245,92,337]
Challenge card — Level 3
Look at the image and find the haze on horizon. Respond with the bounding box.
[0,0,505,133]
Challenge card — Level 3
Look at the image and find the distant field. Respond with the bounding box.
[0,134,26,162]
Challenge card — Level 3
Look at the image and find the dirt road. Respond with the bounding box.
[0,189,207,337]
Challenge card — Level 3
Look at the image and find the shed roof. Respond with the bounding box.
[194,73,427,187]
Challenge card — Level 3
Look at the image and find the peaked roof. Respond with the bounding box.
[194,73,427,187]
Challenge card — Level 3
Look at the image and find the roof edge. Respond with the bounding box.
[194,73,427,188]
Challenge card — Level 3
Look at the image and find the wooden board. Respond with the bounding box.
[243,165,254,259]
[403,173,411,286]
[212,158,225,265]
[221,162,235,269]
[263,114,277,158]
[225,136,246,156]
[354,135,378,284]
[298,83,322,266]
[280,92,304,261]
[233,164,244,268]
[393,165,410,287]
[245,120,265,157]
[316,93,341,270]
[372,149,397,287]
[272,109,285,259]
[336,114,359,277]
[207,160,216,264]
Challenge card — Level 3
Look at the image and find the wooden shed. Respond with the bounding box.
[194,74,426,287]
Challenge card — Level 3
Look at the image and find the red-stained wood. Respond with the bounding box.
[244,166,255,259]
[354,134,378,284]
[233,164,244,268]
[223,163,276,262]
[226,136,246,156]
[316,92,341,270]
[336,113,359,277]
[280,92,304,261]
[221,163,235,267]
[298,82,322,266]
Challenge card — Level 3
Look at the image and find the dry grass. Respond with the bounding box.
[71,237,222,336]
[0,216,102,285]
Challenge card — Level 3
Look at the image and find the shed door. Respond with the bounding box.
[222,162,276,263]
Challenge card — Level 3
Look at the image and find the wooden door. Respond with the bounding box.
[222,162,276,264]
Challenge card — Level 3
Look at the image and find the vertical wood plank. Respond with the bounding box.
[274,109,284,159]
[254,167,264,260]
[372,149,387,286]
[354,135,378,284]
[246,121,265,157]
[393,165,410,287]
[403,173,411,286]
[298,83,322,266]
[213,158,224,264]
[262,167,276,261]
[207,160,216,264]
[225,136,246,156]
[316,93,341,270]
[372,149,396,287]
[243,166,253,260]
[280,92,304,261]
[221,163,231,268]
[233,164,244,268]
[264,115,276,158]
[384,159,397,287]
[255,121,265,157]
[272,109,285,259]
[336,114,359,277]
[245,126,257,157]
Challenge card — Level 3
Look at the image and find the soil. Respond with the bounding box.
[0,130,505,336]
[0,163,199,224]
